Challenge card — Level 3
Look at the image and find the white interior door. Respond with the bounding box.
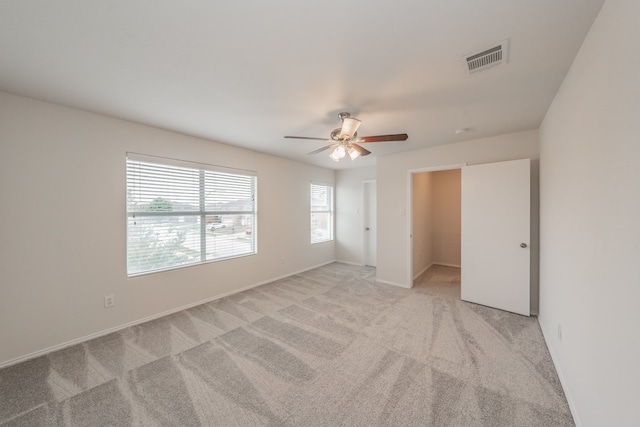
[364,181,377,267]
[461,159,530,316]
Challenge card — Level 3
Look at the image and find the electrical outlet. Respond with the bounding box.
[557,323,562,342]
[104,295,115,308]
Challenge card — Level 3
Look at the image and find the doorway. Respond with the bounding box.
[411,169,462,282]
[407,160,534,316]
[408,164,464,284]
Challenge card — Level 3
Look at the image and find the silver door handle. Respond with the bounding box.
[520,243,527,248]
[365,227,370,231]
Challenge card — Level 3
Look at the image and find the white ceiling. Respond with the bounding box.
[0,0,604,169]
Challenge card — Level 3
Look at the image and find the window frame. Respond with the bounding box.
[310,182,334,244]
[126,153,257,277]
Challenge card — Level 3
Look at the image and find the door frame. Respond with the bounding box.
[406,164,466,288]
[362,179,376,266]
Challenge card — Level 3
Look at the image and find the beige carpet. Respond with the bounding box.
[0,263,573,426]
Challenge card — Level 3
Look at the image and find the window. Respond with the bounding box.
[310,183,334,244]
[126,153,257,276]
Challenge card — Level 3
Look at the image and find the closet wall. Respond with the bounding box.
[412,172,433,277]
[432,170,461,266]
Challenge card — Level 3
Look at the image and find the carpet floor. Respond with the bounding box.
[0,263,573,426]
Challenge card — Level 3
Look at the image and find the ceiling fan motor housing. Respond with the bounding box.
[331,128,357,141]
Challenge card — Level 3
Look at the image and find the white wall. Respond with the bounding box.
[432,169,461,266]
[335,166,376,264]
[0,92,335,366]
[412,172,433,277]
[539,1,640,425]
[377,130,539,287]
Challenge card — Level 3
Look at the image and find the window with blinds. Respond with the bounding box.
[310,183,334,244]
[126,153,257,276]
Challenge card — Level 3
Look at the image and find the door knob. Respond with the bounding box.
[520,243,527,248]
[365,227,370,231]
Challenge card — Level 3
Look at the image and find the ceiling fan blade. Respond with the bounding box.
[285,136,332,141]
[350,143,371,157]
[308,144,336,155]
[354,133,409,143]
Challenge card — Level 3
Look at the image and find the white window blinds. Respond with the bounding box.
[310,183,334,244]
[126,154,257,276]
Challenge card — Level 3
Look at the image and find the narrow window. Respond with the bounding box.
[126,153,257,276]
[310,183,334,244]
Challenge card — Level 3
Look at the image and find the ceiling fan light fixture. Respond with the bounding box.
[335,145,346,159]
[329,150,340,162]
[348,146,360,160]
[340,117,362,139]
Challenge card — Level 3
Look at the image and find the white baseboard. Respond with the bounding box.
[433,262,461,268]
[335,259,363,266]
[413,262,434,280]
[538,319,582,427]
[0,260,336,369]
[376,278,411,289]
[413,262,461,281]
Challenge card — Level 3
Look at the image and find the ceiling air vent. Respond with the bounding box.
[463,39,509,74]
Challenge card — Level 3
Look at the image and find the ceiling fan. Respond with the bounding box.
[285,112,408,162]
